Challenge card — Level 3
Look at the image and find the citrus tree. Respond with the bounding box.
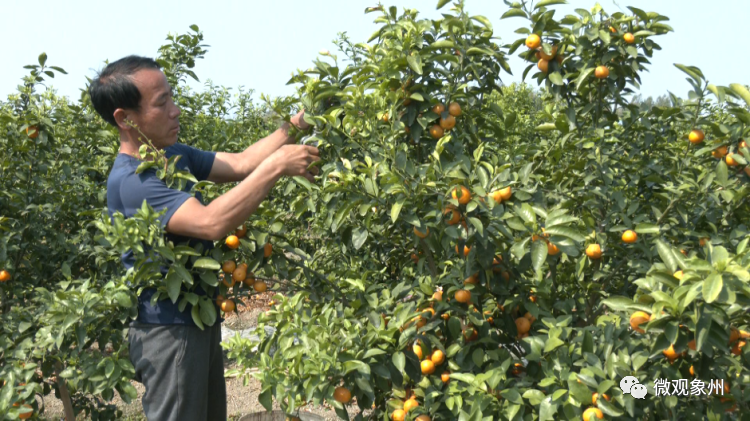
[221,1,750,420]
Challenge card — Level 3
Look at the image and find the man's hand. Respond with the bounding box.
[290,110,311,130]
[265,144,321,182]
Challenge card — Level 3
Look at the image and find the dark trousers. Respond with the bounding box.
[128,321,227,421]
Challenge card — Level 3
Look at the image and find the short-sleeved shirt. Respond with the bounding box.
[107,143,217,325]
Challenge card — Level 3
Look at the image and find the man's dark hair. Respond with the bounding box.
[88,55,161,127]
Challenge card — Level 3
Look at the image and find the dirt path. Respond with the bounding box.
[39,294,366,420]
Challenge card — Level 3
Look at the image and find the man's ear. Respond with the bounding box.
[113,109,133,131]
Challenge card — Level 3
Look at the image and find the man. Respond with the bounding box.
[88,55,320,421]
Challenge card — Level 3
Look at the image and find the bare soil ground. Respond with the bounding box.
[38,292,365,421]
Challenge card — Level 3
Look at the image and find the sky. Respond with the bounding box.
[2,0,748,105]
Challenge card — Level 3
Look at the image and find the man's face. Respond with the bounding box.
[126,69,181,148]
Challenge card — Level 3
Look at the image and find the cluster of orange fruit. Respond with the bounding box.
[525,32,634,80]
[216,259,267,313]
[224,225,273,258]
[428,101,462,140]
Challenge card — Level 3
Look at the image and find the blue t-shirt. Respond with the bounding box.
[107,143,217,325]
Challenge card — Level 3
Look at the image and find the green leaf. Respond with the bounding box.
[535,123,557,132]
[518,203,537,224]
[343,360,371,375]
[352,228,368,250]
[191,305,205,330]
[534,0,567,9]
[532,240,548,273]
[674,64,704,84]
[716,160,728,185]
[38,52,48,66]
[258,388,273,411]
[635,223,660,234]
[601,296,634,311]
[544,226,585,242]
[166,270,182,303]
[730,83,750,107]
[391,198,405,223]
[544,337,565,353]
[192,257,220,270]
[702,273,723,303]
[548,72,564,86]
[406,55,423,75]
[436,0,451,9]
[656,240,678,273]
[199,298,217,326]
[501,9,527,19]
[576,68,595,90]
[392,352,405,372]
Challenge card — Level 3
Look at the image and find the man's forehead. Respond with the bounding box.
[131,69,169,97]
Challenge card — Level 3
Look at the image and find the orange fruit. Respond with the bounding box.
[253,280,267,292]
[382,113,389,122]
[537,59,549,73]
[431,349,445,365]
[511,363,524,376]
[404,398,419,412]
[263,243,272,258]
[745,167,750,177]
[592,393,610,405]
[688,340,696,351]
[557,54,564,64]
[432,291,443,301]
[439,115,456,130]
[535,50,542,60]
[515,317,531,334]
[221,299,236,313]
[413,344,423,360]
[732,341,746,356]
[411,253,420,264]
[623,33,635,44]
[232,267,247,283]
[525,34,541,49]
[729,328,740,343]
[501,271,510,281]
[609,26,617,33]
[629,311,650,333]
[413,226,429,238]
[547,242,560,255]
[689,129,705,144]
[622,230,637,243]
[403,98,412,106]
[415,416,431,421]
[455,290,471,303]
[594,66,609,79]
[451,185,472,205]
[585,244,602,259]
[699,237,708,246]
[391,409,406,421]
[225,235,240,249]
[455,244,471,257]
[524,312,536,323]
[0,270,10,282]
[726,153,739,166]
[443,206,461,225]
[689,365,695,376]
[421,359,436,375]
[215,294,225,306]
[740,140,748,149]
[235,225,247,238]
[429,125,444,139]
[441,371,450,383]
[673,270,684,280]
[222,275,236,288]
[222,260,236,273]
[448,102,461,116]
[26,126,39,139]
[490,190,503,204]
[663,344,680,361]
[740,330,750,339]
[334,386,352,403]
[582,407,604,420]
[499,186,512,200]
[712,145,728,158]
[17,404,33,420]
[432,103,445,114]
[539,45,558,60]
